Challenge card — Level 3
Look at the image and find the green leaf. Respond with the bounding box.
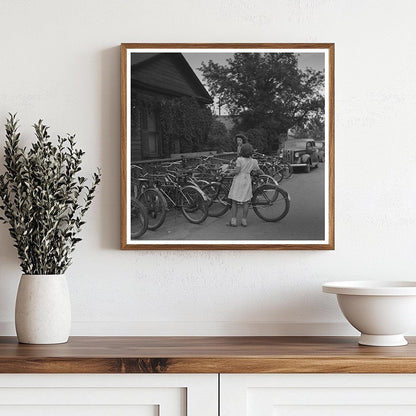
[0,114,101,274]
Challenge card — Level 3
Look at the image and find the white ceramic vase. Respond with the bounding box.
[15,274,71,344]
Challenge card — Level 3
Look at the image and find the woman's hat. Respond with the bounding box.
[235,133,248,142]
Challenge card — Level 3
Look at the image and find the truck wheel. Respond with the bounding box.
[304,163,311,173]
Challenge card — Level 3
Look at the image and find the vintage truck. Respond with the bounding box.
[282,139,320,173]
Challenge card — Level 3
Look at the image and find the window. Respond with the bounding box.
[140,109,160,158]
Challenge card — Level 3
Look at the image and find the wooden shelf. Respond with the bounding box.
[1,336,416,373]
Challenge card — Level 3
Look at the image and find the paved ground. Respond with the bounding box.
[139,165,326,241]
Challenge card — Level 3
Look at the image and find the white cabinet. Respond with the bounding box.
[0,374,218,416]
[221,374,416,416]
[4,373,416,415]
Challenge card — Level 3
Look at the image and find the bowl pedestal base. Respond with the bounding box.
[358,333,407,347]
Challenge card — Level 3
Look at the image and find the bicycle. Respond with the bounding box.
[254,152,293,182]
[130,198,149,239]
[202,172,290,222]
[139,171,209,230]
[275,158,293,180]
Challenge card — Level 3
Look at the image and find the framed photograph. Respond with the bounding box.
[121,43,334,250]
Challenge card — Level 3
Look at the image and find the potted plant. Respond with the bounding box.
[0,114,101,344]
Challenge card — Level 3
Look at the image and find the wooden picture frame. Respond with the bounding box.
[121,43,334,250]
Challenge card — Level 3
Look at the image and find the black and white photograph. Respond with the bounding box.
[121,44,334,249]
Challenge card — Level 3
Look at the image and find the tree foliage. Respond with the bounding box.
[132,93,213,155]
[199,53,324,152]
[0,114,101,275]
[206,119,228,152]
[244,128,268,153]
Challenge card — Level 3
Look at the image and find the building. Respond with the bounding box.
[130,53,213,161]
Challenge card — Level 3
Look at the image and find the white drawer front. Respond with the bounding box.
[268,405,416,416]
[221,374,416,416]
[0,374,218,416]
[0,405,158,416]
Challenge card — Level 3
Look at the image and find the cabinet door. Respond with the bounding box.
[221,374,416,416]
[0,374,217,416]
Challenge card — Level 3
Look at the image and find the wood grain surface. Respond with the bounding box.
[0,336,415,374]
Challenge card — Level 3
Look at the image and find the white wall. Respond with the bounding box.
[0,0,415,336]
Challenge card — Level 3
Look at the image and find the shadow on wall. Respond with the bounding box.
[100,46,121,250]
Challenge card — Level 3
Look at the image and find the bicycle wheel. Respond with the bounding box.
[280,162,293,179]
[270,166,283,183]
[130,198,149,239]
[202,182,230,217]
[180,185,209,224]
[192,179,210,189]
[252,184,290,222]
[139,188,167,230]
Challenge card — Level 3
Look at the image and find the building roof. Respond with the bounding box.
[131,53,213,104]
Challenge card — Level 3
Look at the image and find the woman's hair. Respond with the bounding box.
[235,133,248,144]
[240,143,254,158]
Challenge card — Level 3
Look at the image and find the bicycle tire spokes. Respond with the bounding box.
[255,187,279,205]
[139,188,167,230]
[252,185,290,222]
[202,182,230,217]
[180,186,209,224]
[130,199,149,239]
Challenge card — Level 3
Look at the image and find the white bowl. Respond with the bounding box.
[323,281,416,346]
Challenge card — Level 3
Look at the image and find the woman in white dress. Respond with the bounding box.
[227,143,263,227]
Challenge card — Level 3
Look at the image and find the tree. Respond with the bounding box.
[244,128,267,153]
[199,53,324,153]
[304,111,325,141]
[206,119,229,152]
